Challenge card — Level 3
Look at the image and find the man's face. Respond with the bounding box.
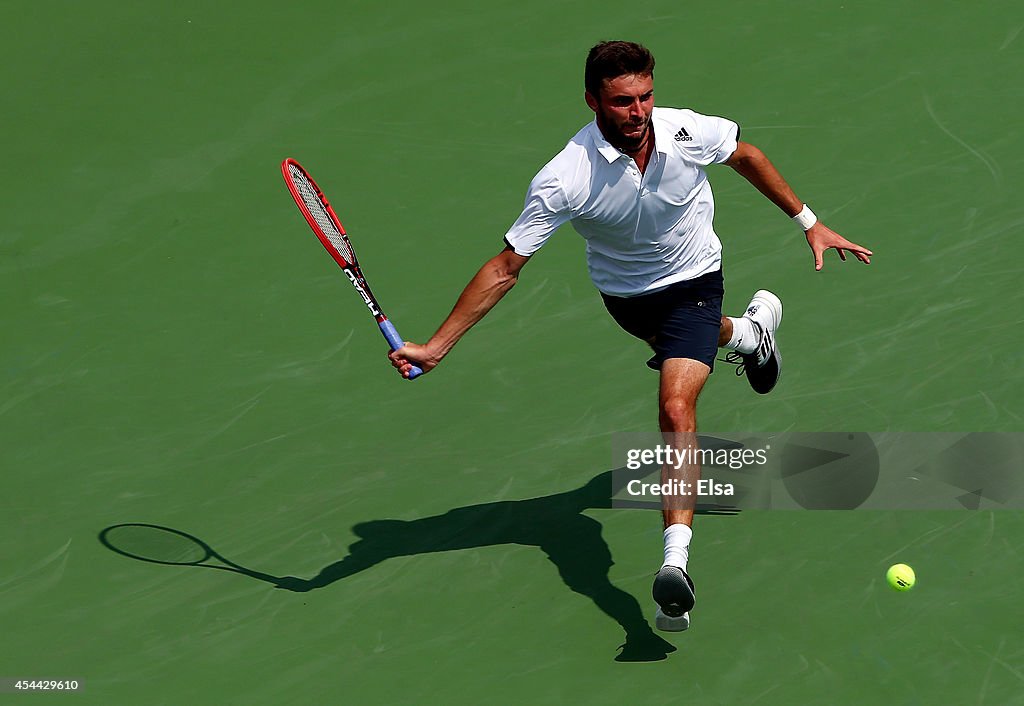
[586,73,654,152]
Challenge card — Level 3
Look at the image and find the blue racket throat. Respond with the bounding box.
[379,320,423,380]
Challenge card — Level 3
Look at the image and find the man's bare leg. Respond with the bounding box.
[658,358,709,529]
[652,358,709,631]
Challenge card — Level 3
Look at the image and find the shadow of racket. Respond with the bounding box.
[99,523,284,585]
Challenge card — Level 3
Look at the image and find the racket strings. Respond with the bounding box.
[288,165,357,265]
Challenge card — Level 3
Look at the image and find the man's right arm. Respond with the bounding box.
[388,246,530,378]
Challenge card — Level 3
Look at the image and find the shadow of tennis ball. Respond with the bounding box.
[780,433,880,509]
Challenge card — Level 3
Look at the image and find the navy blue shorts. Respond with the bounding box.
[601,269,724,371]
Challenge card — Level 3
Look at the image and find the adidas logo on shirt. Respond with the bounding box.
[674,127,692,142]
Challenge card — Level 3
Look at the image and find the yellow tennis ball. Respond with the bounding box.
[886,563,916,591]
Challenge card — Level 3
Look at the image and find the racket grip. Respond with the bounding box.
[379,319,423,380]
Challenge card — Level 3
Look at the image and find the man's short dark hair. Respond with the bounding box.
[585,41,655,97]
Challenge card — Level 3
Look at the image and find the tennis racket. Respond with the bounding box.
[281,158,422,379]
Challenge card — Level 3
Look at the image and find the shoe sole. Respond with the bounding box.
[655,608,690,632]
[743,336,781,394]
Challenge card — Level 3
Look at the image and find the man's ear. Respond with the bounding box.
[584,91,599,113]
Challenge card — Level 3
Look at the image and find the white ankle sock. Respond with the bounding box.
[724,316,758,354]
[663,523,692,570]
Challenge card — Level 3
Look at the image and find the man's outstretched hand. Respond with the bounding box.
[806,222,873,271]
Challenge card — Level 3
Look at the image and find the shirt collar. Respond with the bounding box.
[590,111,670,164]
[650,112,672,155]
[590,122,624,163]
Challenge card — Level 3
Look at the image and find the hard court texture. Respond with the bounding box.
[3,1,1023,704]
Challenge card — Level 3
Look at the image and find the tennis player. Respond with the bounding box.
[389,41,872,634]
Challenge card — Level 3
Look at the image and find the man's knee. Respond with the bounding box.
[660,396,696,432]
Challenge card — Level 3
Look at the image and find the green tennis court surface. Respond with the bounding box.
[4,1,1023,703]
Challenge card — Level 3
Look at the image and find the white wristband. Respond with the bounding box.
[792,204,817,231]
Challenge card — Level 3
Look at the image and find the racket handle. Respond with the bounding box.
[379,320,423,380]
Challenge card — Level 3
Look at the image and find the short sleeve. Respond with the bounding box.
[503,167,572,257]
[684,112,740,166]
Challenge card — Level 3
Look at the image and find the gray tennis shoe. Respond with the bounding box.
[653,565,695,632]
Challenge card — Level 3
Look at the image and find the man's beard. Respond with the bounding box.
[599,113,650,153]
[618,122,649,152]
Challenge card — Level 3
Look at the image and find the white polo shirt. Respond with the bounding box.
[504,107,739,297]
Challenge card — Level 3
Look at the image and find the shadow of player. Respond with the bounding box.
[276,468,738,662]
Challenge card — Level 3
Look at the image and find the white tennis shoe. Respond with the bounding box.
[725,290,783,394]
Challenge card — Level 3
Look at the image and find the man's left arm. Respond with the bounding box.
[724,141,873,271]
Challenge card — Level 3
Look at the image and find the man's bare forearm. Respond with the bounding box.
[726,142,803,217]
[426,251,523,360]
[724,140,872,269]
